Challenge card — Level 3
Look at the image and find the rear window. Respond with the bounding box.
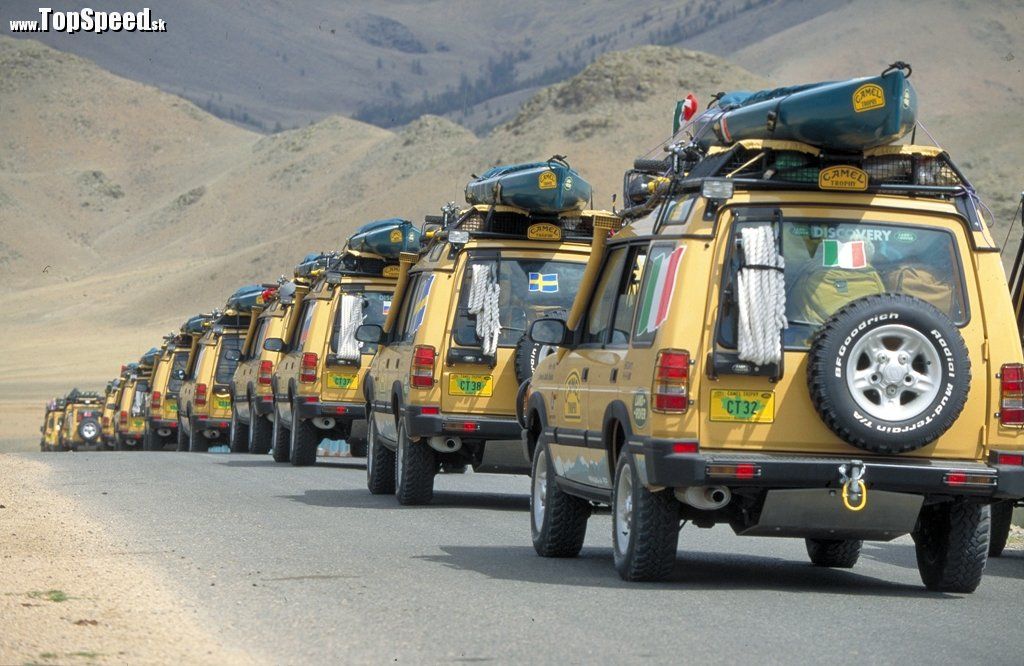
[453,255,586,348]
[214,336,243,384]
[720,219,967,348]
[167,352,188,394]
[332,291,391,355]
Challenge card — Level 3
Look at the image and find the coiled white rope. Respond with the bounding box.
[335,294,364,361]
[468,264,502,356]
[737,225,787,366]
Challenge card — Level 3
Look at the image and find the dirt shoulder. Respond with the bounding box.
[0,454,259,665]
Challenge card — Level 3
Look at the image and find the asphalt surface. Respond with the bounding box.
[17,451,1024,664]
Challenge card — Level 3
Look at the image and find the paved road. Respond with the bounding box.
[18,452,1024,664]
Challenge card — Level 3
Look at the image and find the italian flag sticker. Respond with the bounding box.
[636,246,685,334]
[822,239,866,269]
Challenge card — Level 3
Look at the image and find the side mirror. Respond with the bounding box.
[355,324,383,344]
[529,318,569,346]
[224,349,241,361]
[263,338,285,352]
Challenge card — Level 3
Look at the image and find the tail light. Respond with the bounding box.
[77,412,83,421]
[300,353,318,383]
[411,345,436,389]
[258,360,273,385]
[119,411,128,425]
[196,383,208,407]
[151,391,162,409]
[652,349,690,412]
[102,417,109,426]
[999,363,1024,425]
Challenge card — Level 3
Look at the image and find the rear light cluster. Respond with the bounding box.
[652,349,690,412]
[195,383,208,407]
[119,411,128,425]
[1000,364,1024,426]
[102,417,110,426]
[151,391,162,410]
[258,360,273,385]
[707,463,761,479]
[943,471,996,488]
[997,452,1024,466]
[445,421,479,432]
[411,346,436,389]
[300,353,318,383]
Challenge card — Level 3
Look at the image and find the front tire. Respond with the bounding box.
[530,441,590,557]
[289,398,319,466]
[806,538,862,568]
[989,500,1014,557]
[395,420,435,505]
[176,416,190,452]
[248,399,272,454]
[612,452,680,582]
[914,501,989,593]
[229,405,249,454]
[366,417,396,495]
[271,401,290,463]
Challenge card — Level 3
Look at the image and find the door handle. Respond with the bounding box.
[581,367,589,382]
[610,368,618,383]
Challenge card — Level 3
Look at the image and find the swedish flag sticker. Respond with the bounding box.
[528,272,559,293]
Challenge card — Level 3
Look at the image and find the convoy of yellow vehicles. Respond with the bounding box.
[37,68,1024,592]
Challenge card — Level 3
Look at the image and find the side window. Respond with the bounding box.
[634,243,685,346]
[391,275,420,343]
[293,301,318,349]
[250,318,269,359]
[191,347,207,378]
[584,248,629,345]
[398,274,434,343]
[610,246,648,345]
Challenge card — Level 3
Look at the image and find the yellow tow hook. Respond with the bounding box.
[839,460,867,512]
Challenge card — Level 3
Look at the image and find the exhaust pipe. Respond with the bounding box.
[157,428,172,437]
[313,417,335,430]
[675,486,731,511]
[429,436,461,453]
[203,429,220,439]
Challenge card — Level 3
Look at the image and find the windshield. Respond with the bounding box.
[167,351,188,394]
[332,290,391,355]
[214,335,243,384]
[719,219,967,348]
[453,255,586,348]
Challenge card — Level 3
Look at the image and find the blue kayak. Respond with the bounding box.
[690,65,917,152]
[465,158,592,213]
[139,347,160,367]
[345,218,421,259]
[181,314,212,336]
[294,252,336,279]
[224,284,268,313]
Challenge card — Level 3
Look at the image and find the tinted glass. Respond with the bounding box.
[167,351,188,394]
[584,248,628,345]
[333,291,391,354]
[215,336,243,384]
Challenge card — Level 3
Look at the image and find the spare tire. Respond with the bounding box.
[514,309,566,385]
[807,294,970,454]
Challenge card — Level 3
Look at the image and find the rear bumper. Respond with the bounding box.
[294,400,365,421]
[194,415,229,432]
[636,439,1024,500]
[404,405,521,441]
[148,418,177,429]
[253,395,275,416]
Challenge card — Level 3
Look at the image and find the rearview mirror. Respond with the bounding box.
[529,318,569,346]
[263,338,285,352]
[224,349,241,361]
[355,324,383,344]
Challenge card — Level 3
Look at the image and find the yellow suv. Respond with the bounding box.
[359,203,617,504]
[178,293,257,452]
[102,375,125,447]
[144,337,191,451]
[271,244,407,466]
[524,140,1024,592]
[230,274,312,455]
[40,398,66,451]
[59,389,104,451]
[115,352,156,450]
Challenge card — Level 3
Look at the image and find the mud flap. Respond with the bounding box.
[738,488,923,541]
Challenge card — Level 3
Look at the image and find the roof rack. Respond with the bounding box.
[423,203,620,248]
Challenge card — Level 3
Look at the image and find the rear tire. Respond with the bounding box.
[366,417,396,495]
[114,436,128,452]
[531,441,590,557]
[612,452,680,582]
[989,500,1014,557]
[914,501,989,593]
[289,398,319,466]
[189,417,211,453]
[229,405,249,453]
[176,416,190,452]
[248,400,272,455]
[271,401,290,463]
[806,538,862,568]
[395,420,435,505]
[142,427,161,451]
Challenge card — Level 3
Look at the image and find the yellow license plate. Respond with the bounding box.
[328,373,359,390]
[448,374,493,397]
[710,390,774,423]
[215,397,232,410]
[168,401,178,412]
[131,417,145,429]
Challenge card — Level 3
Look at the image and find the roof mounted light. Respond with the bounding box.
[448,229,470,245]
[325,271,343,286]
[701,178,734,200]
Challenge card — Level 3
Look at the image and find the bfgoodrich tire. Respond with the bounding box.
[271,401,290,463]
[248,400,272,455]
[289,398,320,466]
[366,417,395,495]
[229,404,249,454]
[914,501,989,593]
[531,442,590,557]
[189,417,211,453]
[807,294,970,454]
[176,416,190,452]
[395,420,435,505]
[989,500,1014,557]
[612,452,680,581]
[806,538,862,568]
